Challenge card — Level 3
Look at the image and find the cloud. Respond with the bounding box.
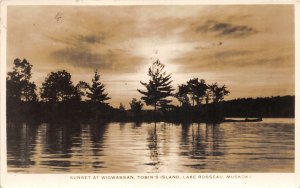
[173,47,293,73]
[48,31,145,72]
[78,34,105,44]
[50,45,145,73]
[49,33,106,47]
[196,20,257,38]
[213,50,252,59]
[50,46,113,70]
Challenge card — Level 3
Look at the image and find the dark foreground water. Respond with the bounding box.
[7,118,294,173]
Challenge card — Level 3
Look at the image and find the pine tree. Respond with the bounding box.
[138,59,174,112]
[86,70,110,104]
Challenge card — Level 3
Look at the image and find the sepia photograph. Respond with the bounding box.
[1,1,299,187]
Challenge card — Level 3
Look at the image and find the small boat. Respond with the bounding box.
[223,117,262,122]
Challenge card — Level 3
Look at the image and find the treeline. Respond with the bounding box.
[6,58,294,123]
[6,58,113,122]
[219,96,294,118]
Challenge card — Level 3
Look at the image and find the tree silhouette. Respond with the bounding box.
[86,70,110,104]
[187,78,208,106]
[7,58,37,102]
[209,83,230,103]
[175,84,190,107]
[138,59,174,112]
[129,98,144,113]
[40,70,77,102]
[205,86,211,105]
[75,81,89,101]
[119,103,126,111]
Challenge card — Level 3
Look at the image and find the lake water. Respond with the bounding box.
[7,118,294,173]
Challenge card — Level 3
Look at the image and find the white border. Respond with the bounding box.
[1,1,299,188]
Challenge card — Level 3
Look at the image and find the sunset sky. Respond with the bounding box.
[7,5,294,108]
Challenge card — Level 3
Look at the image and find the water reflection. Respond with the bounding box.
[7,123,38,168]
[191,124,206,159]
[146,124,160,171]
[132,121,142,129]
[7,119,294,173]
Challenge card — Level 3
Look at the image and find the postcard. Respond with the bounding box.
[1,0,299,187]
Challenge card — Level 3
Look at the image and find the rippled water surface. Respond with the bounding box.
[7,119,294,173]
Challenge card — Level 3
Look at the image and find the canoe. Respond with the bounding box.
[223,118,262,122]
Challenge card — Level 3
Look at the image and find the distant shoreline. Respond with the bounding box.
[6,95,294,124]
